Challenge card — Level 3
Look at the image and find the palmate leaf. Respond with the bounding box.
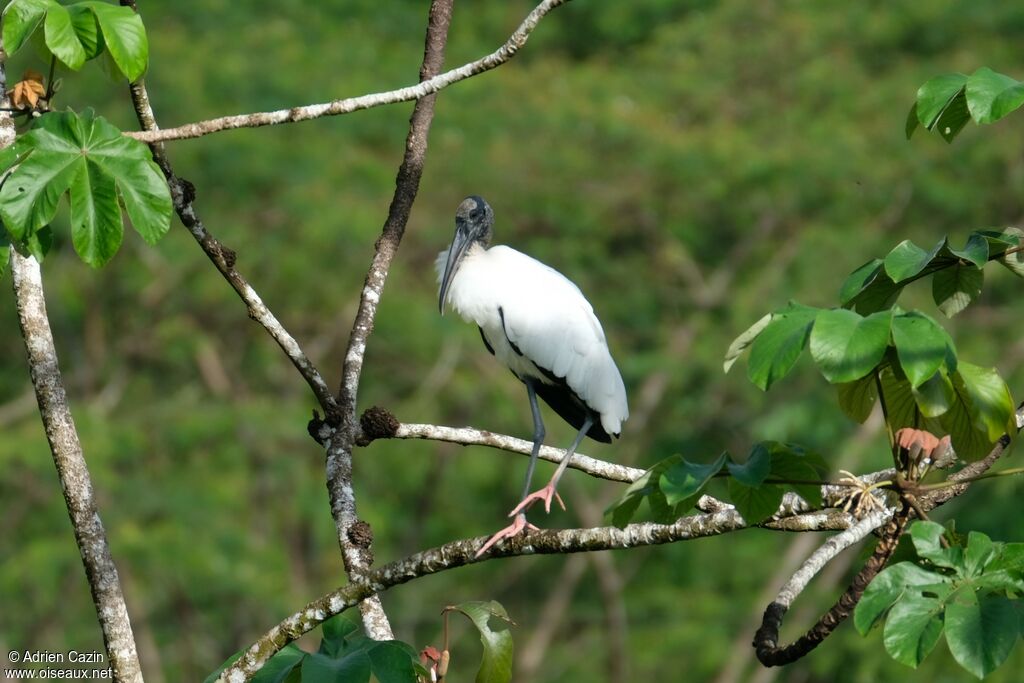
[80,1,148,81]
[945,592,1019,679]
[43,0,87,69]
[1,0,49,55]
[883,595,945,668]
[0,109,171,267]
[890,311,956,388]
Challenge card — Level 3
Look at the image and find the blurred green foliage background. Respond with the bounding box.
[2,1,1023,681]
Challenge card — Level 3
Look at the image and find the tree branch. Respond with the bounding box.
[125,0,571,145]
[124,75,339,417]
[318,0,455,641]
[0,51,143,682]
[9,251,144,682]
[382,421,646,483]
[223,401,1024,678]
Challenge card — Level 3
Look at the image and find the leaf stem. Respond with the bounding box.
[917,466,1024,491]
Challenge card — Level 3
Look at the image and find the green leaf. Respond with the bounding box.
[905,101,919,140]
[837,374,877,423]
[67,3,104,60]
[956,362,1015,443]
[0,110,172,267]
[746,302,818,390]
[945,592,1019,679]
[450,601,514,683]
[723,313,771,373]
[993,227,1024,278]
[809,309,892,384]
[855,561,951,635]
[910,521,963,572]
[991,83,1024,123]
[727,444,770,486]
[606,454,679,527]
[948,233,989,268]
[884,238,945,282]
[891,312,955,388]
[916,73,968,128]
[23,224,53,262]
[882,594,945,668]
[302,650,371,683]
[966,67,1022,125]
[81,1,148,81]
[912,371,955,419]
[367,641,419,683]
[727,477,783,523]
[2,0,49,55]
[932,264,983,318]
[964,531,997,578]
[70,154,122,266]
[840,258,884,304]
[659,452,727,507]
[320,613,359,656]
[767,445,825,507]
[251,644,306,683]
[988,543,1024,573]
[44,0,87,69]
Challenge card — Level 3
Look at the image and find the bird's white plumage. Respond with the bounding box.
[437,243,628,437]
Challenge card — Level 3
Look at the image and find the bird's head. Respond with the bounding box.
[439,195,494,314]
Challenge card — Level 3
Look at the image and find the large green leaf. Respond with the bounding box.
[726,444,770,486]
[963,531,997,579]
[449,601,514,683]
[251,644,306,683]
[746,303,819,390]
[366,641,419,683]
[302,650,371,683]
[43,0,87,69]
[890,312,955,388]
[726,476,783,523]
[955,362,1015,443]
[916,73,968,129]
[81,1,148,81]
[911,521,964,572]
[723,313,770,373]
[840,259,904,314]
[809,309,892,384]
[0,110,171,267]
[947,232,989,268]
[884,238,945,282]
[837,374,878,423]
[606,454,680,527]
[659,452,727,507]
[932,264,983,318]
[2,0,49,55]
[882,594,945,668]
[911,371,955,419]
[68,3,104,60]
[855,561,951,635]
[991,83,1024,124]
[945,592,1019,679]
[966,67,1022,125]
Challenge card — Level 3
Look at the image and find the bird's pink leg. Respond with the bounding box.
[474,513,539,557]
[509,482,566,515]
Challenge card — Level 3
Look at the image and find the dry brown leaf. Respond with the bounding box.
[8,69,46,110]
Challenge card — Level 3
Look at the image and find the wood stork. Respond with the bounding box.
[437,196,628,555]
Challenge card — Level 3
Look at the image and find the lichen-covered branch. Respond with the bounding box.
[320,0,454,640]
[224,404,1024,677]
[386,422,646,483]
[126,0,571,145]
[1,52,143,682]
[10,250,144,683]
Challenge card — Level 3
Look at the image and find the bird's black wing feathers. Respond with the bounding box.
[531,368,613,443]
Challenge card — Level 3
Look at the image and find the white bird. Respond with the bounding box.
[437,196,628,555]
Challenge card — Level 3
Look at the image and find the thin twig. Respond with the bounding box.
[126,0,572,145]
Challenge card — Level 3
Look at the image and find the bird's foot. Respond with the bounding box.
[509,483,566,516]
[475,513,538,558]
